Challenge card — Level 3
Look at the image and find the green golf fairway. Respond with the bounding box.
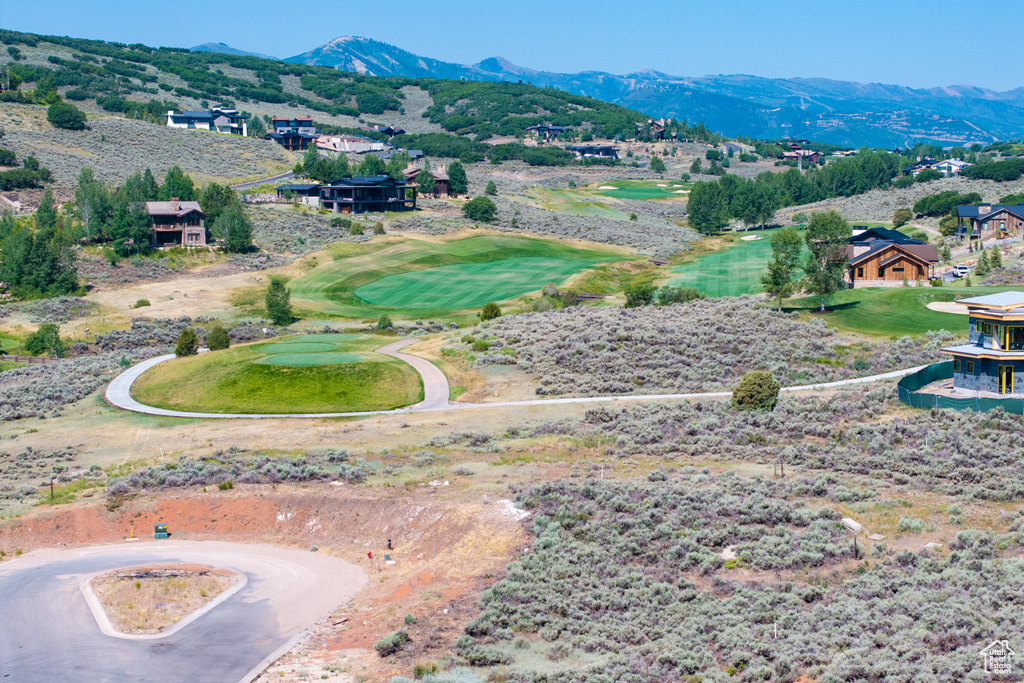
[286,234,633,318]
[592,180,688,201]
[353,257,601,309]
[785,286,1023,337]
[668,229,805,297]
[132,333,422,413]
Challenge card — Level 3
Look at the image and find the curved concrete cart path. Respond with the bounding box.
[106,340,928,419]
[0,540,366,683]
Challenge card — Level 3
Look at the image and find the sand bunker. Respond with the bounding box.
[926,301,968,314]
[597,185,618,190]
[672,190,688,194]
[740,235,762,241]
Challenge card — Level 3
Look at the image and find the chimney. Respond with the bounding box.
[170,197,179,211]
[979,204,991,214]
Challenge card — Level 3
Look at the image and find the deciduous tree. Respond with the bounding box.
[802,210,851,312]
[265,276,293,325]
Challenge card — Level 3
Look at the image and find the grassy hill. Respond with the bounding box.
[0,29,648,141]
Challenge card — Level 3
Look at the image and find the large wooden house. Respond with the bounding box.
[319,176,415,214]
[403,166,450,198]
[941,292,1024,395]
[956,203,1024,241]
[145,199,206,247]
[844,228,938,285]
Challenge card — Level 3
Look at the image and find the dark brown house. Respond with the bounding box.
[319,176,415,214]
[145,199,206,247]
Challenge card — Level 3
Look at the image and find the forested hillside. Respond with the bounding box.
[0,30,648,140]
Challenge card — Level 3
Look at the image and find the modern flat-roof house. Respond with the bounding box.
[319,176,415,214]
[526,124,564,142]
[844,227,938,285]
[956,204,1024,241]
[274,183,321,206]
[145,199,206,247]
[568,145,619,160]
[166,108,248,136]
[316,135,391,155]
[723,141,755,155]
[941,292,1024,395]
[267,116,320,150]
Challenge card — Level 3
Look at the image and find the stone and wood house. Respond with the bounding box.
[956,203,1024,241]
[319,175,416,214]
[942,292,1024,395]
[145,199,206,247]
[844,228,938,285]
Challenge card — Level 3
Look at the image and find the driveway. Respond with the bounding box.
[231,171,294,191]
[0,541,365,683]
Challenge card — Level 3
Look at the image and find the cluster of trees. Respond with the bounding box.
[913,190,981,218]
[462,196,497,223]
[0,150,53,191]
[688,151,904,234]
[73,165,252,254]
[46,101,87,130]
[687,176,783,234]
[963,158,1024,182]
[760,211,851,312]
[0,190,79,298]
[624,284,705,308]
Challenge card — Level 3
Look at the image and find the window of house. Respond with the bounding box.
[878,268,885,278]
[954,359,961,372]
[893,267,905,273]
[966,361,975,374]
[857,267,864,278]
[981,322,993,335]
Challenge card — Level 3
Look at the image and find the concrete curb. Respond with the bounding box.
[80,566,248,641]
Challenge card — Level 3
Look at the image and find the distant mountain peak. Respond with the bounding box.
[190,42,278,60]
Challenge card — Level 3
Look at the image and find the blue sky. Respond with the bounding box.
[3,0,1019,90]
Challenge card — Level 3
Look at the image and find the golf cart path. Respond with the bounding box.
[106,340,928,419]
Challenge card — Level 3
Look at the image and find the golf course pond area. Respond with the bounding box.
[130,333,423,414]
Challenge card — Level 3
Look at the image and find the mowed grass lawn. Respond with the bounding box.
[590,179,689,201]
[132,334,422,413]
[785,286,1024,337]
[668,229,806,297]
[287,234,633,318]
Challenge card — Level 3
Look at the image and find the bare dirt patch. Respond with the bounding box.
[90,563,238,634]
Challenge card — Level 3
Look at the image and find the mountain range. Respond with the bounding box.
[191,42,278,61]
[222,36,1024,148]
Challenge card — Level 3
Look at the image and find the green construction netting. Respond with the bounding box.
[898,361,1024,414]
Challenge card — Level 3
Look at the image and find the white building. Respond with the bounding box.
[166,108,249,136]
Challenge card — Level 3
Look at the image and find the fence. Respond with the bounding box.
[0,355,56,364]
[897,361,1024,414]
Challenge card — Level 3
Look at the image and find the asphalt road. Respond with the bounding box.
[230,171,294,191]
[0,541,365,683]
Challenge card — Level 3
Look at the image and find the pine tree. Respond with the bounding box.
[206,325,230,350]
[158,165,196,201]
[447,161,468,196]
[175,328,199,356]
[991,245,1003,269]
[35,188,57,230]
[214,202,253,253]
[265,277,293,325]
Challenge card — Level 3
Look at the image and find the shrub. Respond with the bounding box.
[373,223,385,235]
[132,299,151,309]
[624,282,656,308]
[484,180,497,196]
[649,155,666,173]
[915,169,943,183]
[892,175,915,188]
[174,328,199,357]
[349,223,364,236]
[892,208,912,227]
[404,613,417,625]
[24,323,67,358]
[731,370,780,412]
[217,480,233,490]
[897,516,925,533]
[374,630,409,657]
[46,101,86,130]
[462,196,497,223]
[206,325,230,350]
[376,314,393,330]
[472,339,492,352]
[479,302,501,321]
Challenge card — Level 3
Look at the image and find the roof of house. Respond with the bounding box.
[849,227,920,245]
[957,204,1024,221]
[145,200,204,217]
[957,292,1024,310]
[324,175,408,187]
[275,183,320,192]
[847,241,938,266]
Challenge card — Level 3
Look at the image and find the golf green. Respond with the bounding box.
[352,256,604,309]
[132,333,422,413]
